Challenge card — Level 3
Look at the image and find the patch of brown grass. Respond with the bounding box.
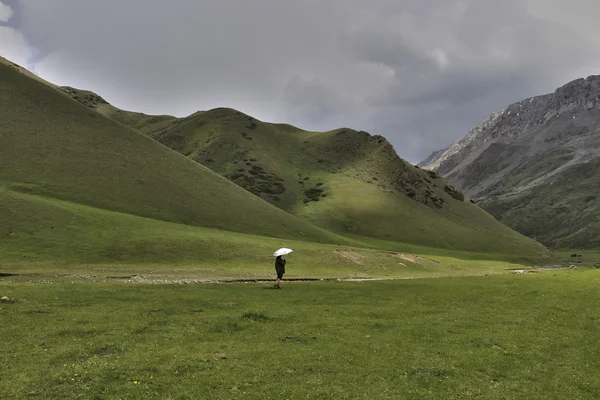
[332,250,366,264]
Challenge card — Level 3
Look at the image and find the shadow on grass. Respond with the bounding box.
[212,320,245,333]
[241,312,270,322]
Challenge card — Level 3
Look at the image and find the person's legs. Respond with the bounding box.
[275,271,283,288]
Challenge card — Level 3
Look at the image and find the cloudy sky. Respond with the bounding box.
[2,0,600,163]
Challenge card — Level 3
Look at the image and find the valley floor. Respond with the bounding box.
[2,269,600,399]
[0,261,542,285]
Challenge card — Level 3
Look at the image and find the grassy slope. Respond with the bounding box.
[0,187,532,277]
[0,60,358,247]
[481,156,600,249]
[104,106,547,257]
[2,271,600,399]
[0,56,57,87]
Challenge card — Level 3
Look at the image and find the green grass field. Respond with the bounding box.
[2,270,600,399]
[552,250,600,266]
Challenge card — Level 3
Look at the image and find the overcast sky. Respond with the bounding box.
[2,0,600,163]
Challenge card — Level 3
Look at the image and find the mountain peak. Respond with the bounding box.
[421,73,600,177]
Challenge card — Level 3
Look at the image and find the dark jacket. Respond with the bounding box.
[275,256,286,273]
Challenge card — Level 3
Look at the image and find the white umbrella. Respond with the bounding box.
[273,248,293,257]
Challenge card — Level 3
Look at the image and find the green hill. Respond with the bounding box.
[0,55,549,263]
[0,57,354,249]
[72,91,547,257]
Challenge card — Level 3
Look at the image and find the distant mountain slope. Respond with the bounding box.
[56,88,547,257]
[420,76,600,248]
[0,57,354,246]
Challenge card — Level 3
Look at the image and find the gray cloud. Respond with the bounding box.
[0,1,13,22]
[4,0,600,163]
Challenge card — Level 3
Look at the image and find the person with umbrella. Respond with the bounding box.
[273,248,292,289]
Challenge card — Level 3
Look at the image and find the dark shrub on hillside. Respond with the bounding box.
[304,187,324,202]
[444,185,465,201]
[427,170,440,179]
[260,182,286,194]
[248,169,261,176]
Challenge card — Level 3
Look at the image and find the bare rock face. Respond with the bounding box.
[419,76,600,248]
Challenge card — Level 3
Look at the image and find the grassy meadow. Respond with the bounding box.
[2,270,600,399]
[552,250,600,263]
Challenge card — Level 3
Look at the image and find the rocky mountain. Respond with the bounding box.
[420,75,600,248]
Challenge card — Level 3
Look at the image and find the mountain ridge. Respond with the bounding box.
[421,75,600,180]
[420,75,600,248]
[60,86,457,210]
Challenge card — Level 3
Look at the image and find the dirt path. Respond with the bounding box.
[0,273,426,284]
[0,263,584,285]
[0,268,562,285]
